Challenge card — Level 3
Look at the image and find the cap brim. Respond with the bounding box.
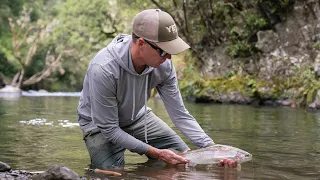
[155,37,190,55]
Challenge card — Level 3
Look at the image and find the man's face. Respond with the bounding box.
[142,39,171,68]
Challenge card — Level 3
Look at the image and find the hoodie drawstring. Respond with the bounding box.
[130,74,149,143]
[144,74,149,143]
[131,78,136,121]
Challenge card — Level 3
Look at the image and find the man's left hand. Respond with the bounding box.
[217,158,238,168]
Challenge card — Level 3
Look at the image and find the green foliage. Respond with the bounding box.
[227,41,254,58]
[179,61,320,106]
[52,0,128,61]
[282,66,320,104]
[0,0,24,78]
[24,49,46,78]
[149,0,293,61]
[244,11,268,34]
[45,71,83,92]
[0,0,153,90]
[0,34,15,62]
[41,0,146,91]
[0,0,302,94]
[0,0,24,34]
[257,0,294,23]
[313,42,320,50]
[227,10,267,57]
[0,53,19,77]
[0,0,61,83]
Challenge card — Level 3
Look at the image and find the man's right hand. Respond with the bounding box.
[146,146,189,165]
[158,149,189,164]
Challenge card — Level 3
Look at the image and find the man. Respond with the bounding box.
[77,9,235,169]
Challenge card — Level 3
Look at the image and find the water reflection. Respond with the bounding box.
[0,96,319,179]
[126,165,240,180]
[85,161,245,180]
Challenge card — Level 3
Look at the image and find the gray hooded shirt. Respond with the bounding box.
[77,34,214,155]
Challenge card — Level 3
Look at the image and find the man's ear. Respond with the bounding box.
[137,38,144,47]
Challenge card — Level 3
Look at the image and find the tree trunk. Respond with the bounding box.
[10,69,25,88]
[17,69,25,88]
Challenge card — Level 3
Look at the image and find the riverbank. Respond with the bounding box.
[0,161,88,180]
[178,74,320,110]
[0,161,122,180]
[2,82,320,110]
[175,0,320,110]
[1,86,319,110]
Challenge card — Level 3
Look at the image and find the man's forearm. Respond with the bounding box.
[145,145,161,159]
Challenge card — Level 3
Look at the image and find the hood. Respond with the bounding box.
[107,34,154,76]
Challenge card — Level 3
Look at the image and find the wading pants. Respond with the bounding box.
[82,111,189,169]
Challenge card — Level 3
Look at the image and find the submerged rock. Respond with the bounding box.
[0,161,11,172]
[308,90,320,109]
[0,170,31,180]
[32,165,82,180]
[0,85,22,100]
[0,164,89,180]
[0,85,21,93]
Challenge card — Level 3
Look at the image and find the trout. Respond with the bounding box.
[182,144,252,168]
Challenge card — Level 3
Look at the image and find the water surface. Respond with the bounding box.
[0,96,319,179]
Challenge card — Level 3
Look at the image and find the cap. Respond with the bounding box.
[132,9,190,55]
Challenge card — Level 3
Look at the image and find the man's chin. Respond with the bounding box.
[151,64,161,68]
[150,61,166,68]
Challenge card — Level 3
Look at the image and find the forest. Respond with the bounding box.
[1,0,319,107]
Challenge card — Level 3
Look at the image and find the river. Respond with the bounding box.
[0,95,319,180]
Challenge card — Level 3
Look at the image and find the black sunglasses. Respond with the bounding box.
[134,35,168,57]
[143,39,168,57]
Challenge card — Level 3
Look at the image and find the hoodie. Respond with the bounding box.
[77,34,214,155]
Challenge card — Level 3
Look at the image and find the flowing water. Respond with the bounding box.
[0,95,319,180]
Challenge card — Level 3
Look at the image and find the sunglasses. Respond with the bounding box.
[134,35,168,57]
[143,39,168,57]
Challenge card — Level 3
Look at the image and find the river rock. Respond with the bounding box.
[0,73,5,88]
[313,54,320,78]
[255,30,280,53]
[38,89,49,93]
[0,161,11,172]
[32,165,81,180]
[0,85,22,100]
[0,85,22,98]
[308,90,320,109]
[0,170,32,180]
[0,85,21,93]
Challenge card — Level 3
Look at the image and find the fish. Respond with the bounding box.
[181,144,252,168]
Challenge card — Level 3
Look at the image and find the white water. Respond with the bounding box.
[22,91,81,97]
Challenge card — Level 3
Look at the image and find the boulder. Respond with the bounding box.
[308,90,320,109]
[255,30,280,53]
[0,85,21,93]
[32,165,81,180]
[0,161,11,172]
[0,73,5,88]
[0,85,22,100]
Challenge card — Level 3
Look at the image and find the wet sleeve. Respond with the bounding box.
[156,62,214,148]
[88,63,148,154]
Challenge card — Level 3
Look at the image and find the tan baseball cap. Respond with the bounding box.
[132,9,190,55]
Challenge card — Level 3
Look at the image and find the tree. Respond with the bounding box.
[53,0,128,62]
[148,0,294,69]
[8,8,70,88]
[42,0,138,91]
[0,0,24,79]
[0,0,24,35]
